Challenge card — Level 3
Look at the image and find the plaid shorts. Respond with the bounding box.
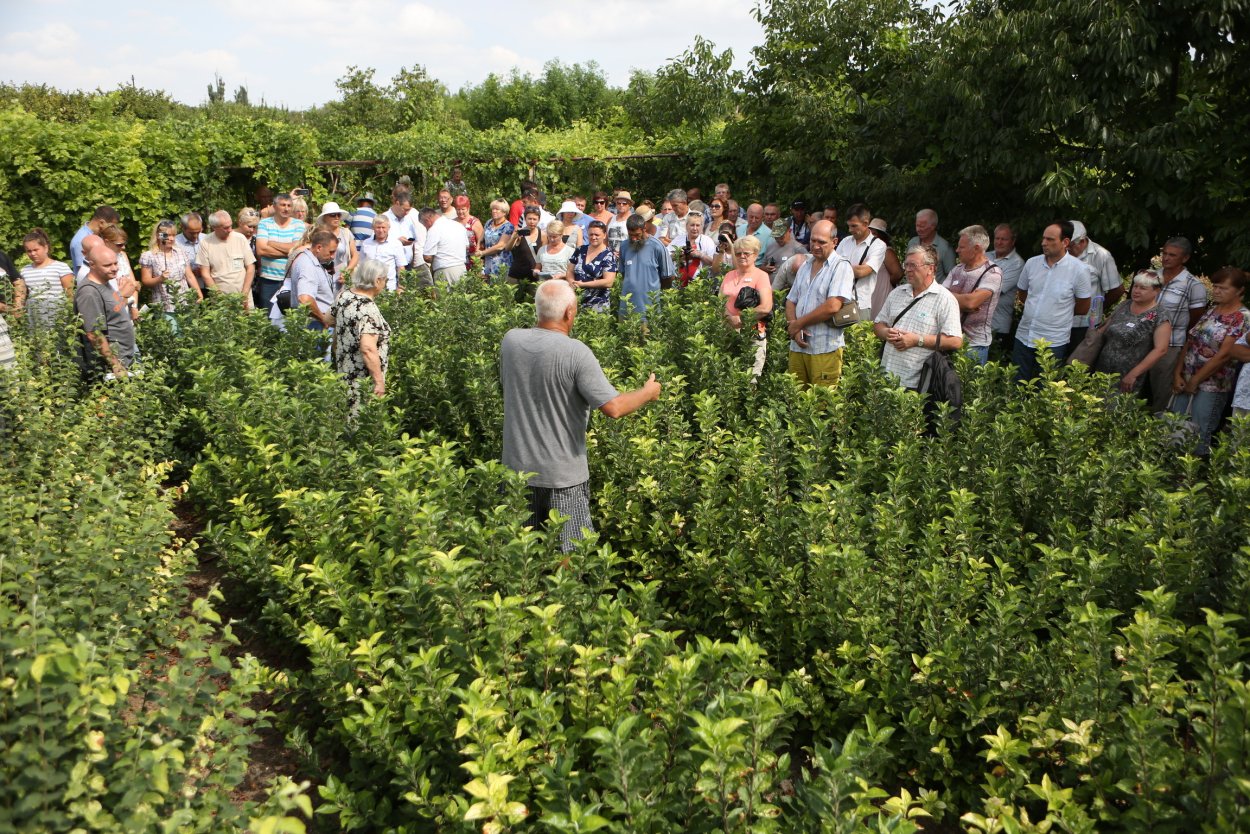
[527,481,594,552]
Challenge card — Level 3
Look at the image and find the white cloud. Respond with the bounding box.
[2,0,767,108]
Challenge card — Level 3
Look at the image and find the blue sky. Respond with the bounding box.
[2,0,767,109]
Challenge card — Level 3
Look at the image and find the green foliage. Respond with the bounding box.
[456,61,620,131]
[739,0,1250,265]
[0,106,321,256]
[928,0,1250,264]
[140,279,1250,832]
[0,350,307,832]
[621,37,739,137]
[309,65,455,138]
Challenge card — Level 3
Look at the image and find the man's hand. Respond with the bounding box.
[786,318,804,339]
[118,274,138,299]
[642,373,661,401]
[885,327,914,350]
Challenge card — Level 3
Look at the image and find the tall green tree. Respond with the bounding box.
[931,0,1250,264]
[732,0,939,206]
[455,61,618,130]
[623,37,740,136]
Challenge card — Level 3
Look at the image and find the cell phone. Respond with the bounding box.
[293,187,311,197]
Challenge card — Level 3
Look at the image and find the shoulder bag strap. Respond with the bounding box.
[891,291,931,327]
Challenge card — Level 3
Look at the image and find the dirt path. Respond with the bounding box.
[172,498,330,815]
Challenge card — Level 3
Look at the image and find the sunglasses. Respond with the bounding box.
[593,199,606,204]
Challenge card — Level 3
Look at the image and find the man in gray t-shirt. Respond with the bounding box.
[76,245,135,378]
[501,280,662,550]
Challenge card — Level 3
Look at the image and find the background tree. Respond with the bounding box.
[455,61,619,130]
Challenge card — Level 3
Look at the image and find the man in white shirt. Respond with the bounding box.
[1011,221,1092,380]
[988,223,1025,350]
[1067,219,1122,344]
[359,215,412,291]
[384,186,429,286]
[658,189,694,244]
[834,203,888,318]
[420,207,469,284]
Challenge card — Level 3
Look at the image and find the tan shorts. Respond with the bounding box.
[788,348,844,388]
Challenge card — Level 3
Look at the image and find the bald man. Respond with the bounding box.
[75,246,135,379]
[501,279,661,551]
[201,209,256,301]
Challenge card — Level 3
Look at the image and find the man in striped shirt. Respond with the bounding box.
[785,219,855,388]
[255,193,306,312]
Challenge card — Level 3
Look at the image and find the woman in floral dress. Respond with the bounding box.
[331,258,391,420]
[1170,267,1249,453]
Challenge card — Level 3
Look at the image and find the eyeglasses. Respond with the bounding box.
[615,200,631,205]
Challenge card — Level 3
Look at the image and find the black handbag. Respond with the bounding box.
[735,285,762,310]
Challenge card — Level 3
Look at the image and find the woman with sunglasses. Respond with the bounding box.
[708,198,729,233]
[567,220,618,313]
[587,191,613,225]
[140,220,202,328]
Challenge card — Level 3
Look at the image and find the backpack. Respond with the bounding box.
[917,349,962,430]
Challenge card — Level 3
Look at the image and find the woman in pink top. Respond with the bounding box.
[720,235,774,330]
[454,196,484,270]
[720,235,774,379]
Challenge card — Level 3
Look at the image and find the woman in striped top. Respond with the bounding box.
[18,228,74,332]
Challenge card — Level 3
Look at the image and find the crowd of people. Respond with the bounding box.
[1,176,1248,491]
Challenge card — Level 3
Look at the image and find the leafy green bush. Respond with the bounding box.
[0,352,308,832]
[161,281,1250,831]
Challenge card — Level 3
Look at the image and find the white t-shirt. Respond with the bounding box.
[835,234,887,314]
[423,216,468,272]
[383,209,425,261]
[607,216,630,254]
[360,238,413,291]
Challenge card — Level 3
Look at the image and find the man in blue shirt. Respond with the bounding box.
[617,214,673,319]
[70,206,121,274]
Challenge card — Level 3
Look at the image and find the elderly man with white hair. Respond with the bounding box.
[942,224,1002,364]
[359,215,413,291]
[500,279,662,551]
[199,209,257,302]
[907,208,955,282]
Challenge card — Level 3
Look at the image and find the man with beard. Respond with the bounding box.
[617,214,673,319]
